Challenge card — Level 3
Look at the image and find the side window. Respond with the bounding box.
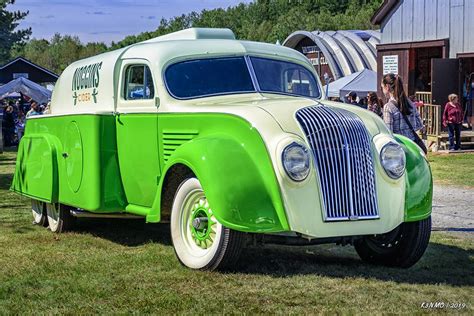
[124,65,155,100]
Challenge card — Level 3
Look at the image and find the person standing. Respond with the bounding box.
[381,73,425,152]
[15,111,26,141]
[26,101,42,118]
[2,105,15,147]
[346,91,366,109]
[442,94,463,151]
[367,92,383,117]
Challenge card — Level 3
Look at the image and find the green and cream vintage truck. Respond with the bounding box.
[12,28,432,270]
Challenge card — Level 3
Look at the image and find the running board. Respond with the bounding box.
[70,210,144,219]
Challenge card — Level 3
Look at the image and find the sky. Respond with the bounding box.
[9,0,252,44]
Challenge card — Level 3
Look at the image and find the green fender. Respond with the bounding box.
[394,134,433,222]
[150,135,290,233]
[11,133,61,203]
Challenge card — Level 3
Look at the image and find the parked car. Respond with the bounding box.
[12,28,432,270]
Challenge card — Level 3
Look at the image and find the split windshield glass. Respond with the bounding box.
[165,56,320,99]
[165,57,254,99]
[250,57,320,98]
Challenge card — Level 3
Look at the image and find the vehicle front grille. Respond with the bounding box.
[296,106,379,221]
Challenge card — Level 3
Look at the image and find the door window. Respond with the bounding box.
[124,65,155,100]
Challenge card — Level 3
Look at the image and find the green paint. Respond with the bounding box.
[115,113,160,208]
[394,134,433,222]
[12,134,59,203]
[12,113,288,233]
[150,113,289,232]
[63,121,83,193]
[11,115,126,212]
[190,198,216,249]
[12,112,430,235]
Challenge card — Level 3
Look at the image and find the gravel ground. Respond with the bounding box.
[432,185,473,237]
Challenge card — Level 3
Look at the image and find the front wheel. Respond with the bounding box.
[170,177,245,270]
[354,216,431,268]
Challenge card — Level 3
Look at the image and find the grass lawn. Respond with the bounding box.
[1,150,473,314]
[428,152,474,187]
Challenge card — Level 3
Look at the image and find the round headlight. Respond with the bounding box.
[282,142,311,181]
[380,143,405,179]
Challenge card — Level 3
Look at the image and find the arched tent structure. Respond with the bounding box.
[283,30,380,82]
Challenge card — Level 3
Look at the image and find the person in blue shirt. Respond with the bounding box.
[26,102,42,118]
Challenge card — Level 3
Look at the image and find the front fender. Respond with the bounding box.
[154,134,289,233]
[394,134,433,222]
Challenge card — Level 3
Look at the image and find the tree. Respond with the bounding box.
[11,0,383,74]
[0,0,31,64]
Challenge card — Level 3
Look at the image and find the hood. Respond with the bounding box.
[242,94,385,137]
[170,93,388,138]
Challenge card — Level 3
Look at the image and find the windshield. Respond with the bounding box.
[165,57,254,99]
[164,56,320,99]
[250,57,320,98]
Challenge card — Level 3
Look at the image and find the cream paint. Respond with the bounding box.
[159,96,406,238]
[48,28,406,238]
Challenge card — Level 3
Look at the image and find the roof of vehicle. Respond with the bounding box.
[50,28,315,115]
[65,28,309,71]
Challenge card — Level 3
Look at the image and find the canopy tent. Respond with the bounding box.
[0,77,52,104]
[2,92,21,98]
[323,69,377,99]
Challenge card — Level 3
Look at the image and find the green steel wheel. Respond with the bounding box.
[32,199,48,227]
[46,203,75,233]
[354,216,431,268]
[170,177,245,270]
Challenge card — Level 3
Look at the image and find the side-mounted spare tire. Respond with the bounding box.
[170,177,245,270]
[354,216,431,268]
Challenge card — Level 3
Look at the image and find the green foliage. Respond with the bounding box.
[10,0,382,74]
[11,34,108,75]
[111,0,382,48]
[0,0,31,64]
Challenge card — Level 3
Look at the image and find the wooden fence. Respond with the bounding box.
[415,92,441,137]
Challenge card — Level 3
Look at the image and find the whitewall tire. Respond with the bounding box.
[170,177,245,270]
[46,203,75,233]
[32,199,48,227]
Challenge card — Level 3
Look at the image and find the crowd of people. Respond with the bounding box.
[330,73,465,152]
[1,98,50,147]
[0,75,467,151]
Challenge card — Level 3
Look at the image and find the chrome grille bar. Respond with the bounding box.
[296,106,379,221]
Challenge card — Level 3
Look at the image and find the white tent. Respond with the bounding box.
[323,69,377,99]
[0,77,52,104]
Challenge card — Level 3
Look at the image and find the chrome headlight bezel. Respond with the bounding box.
[281,142,311,182]
[380,142,406,179]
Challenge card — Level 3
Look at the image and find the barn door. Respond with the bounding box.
[431,58,459,105]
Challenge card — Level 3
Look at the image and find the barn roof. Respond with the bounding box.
[0,57,59,79]
[370,0,399,25]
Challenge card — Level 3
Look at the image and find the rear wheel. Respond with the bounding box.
[32,200,48,227]
[354,216,431,268]
[170,177,245,270]
[46,203,75,233]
